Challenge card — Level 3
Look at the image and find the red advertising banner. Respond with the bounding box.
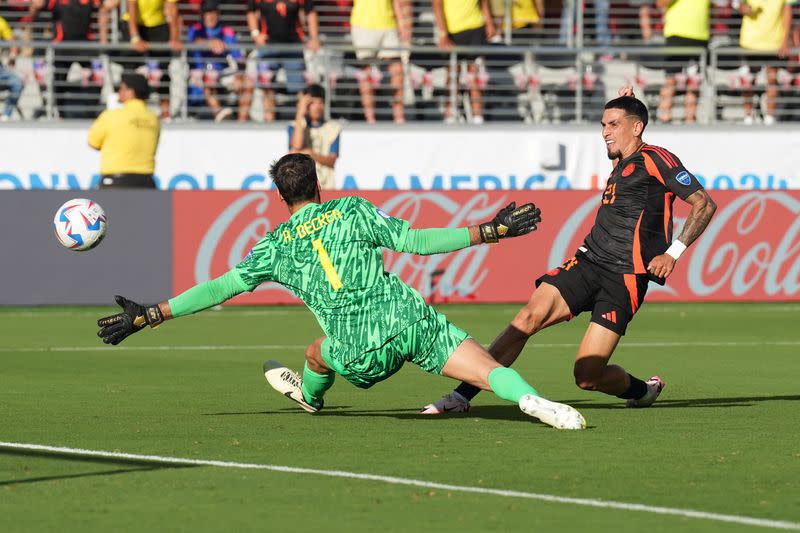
[173,190,800,303]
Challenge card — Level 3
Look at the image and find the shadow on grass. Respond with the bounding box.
[0,447,196,487]
[227,405,593,428]
[562,394,800,410]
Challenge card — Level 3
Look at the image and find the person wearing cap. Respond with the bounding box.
[88,73,161,189]
[187,0,253,122]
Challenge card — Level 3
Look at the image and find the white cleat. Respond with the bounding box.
[519,394,586,430]
[626,375,665,408]
[263,360,320,413]
[420,392,471,414]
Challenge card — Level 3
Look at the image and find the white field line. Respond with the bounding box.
[0,441,797,531]
[2,340,800,353]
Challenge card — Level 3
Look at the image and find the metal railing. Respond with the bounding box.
[1,40,800,124]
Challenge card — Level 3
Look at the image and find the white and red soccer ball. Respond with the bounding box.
[53,198,107,251]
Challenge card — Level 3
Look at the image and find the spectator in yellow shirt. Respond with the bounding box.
[350,0,410,124]
[0,16,23,121]
[739,0,794,124]
[109,0,182,119]
[432,0,497,123]
[656,0,710,124]
[88,73,161,189]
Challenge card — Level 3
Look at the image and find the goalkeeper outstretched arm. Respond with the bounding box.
[97,270,250,345]
[397,201,542,255]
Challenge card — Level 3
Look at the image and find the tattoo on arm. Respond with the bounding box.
[677,190,717,247]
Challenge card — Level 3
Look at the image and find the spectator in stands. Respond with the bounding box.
[28,0,112,119]
[630,0,656,43]
[187,0,253,122]
[288,84,340,190]
[114,0,183,119]
[432,0,497,124]
[247,0,320,123]
[560,0,611,49]
[88,73,160,189]
[0,15,23,121]
[739,0,794,125]
[350,0,410,124]
[656,0,710,123]
[490,0,545,44]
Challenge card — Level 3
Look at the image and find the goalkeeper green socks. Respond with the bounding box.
[487,367,539,403]
[301,362,335,407]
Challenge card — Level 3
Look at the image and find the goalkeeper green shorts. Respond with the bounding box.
[321,307,470,389]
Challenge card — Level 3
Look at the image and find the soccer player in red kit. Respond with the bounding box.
[424,89,718,413]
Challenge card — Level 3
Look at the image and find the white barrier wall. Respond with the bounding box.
[1,124,797,190]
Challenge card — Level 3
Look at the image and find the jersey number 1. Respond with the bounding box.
[312,238,343,291]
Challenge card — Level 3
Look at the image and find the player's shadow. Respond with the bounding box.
[209,406,596,427]
[563,394,800,409]
[0,447,196,487]
[202,405,354,416]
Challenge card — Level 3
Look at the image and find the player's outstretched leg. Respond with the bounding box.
[440,339,586,430]
[263,337,335,413]
[423,283,571,414]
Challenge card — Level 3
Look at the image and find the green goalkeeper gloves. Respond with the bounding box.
[479,202,542,243]
[97,295,164,345]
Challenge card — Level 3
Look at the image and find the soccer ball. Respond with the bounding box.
[53,198,107,251]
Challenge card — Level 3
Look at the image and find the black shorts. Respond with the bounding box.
[536,253,649,336]
[664,36,708,75]
[450,26,487,60]
[120,23,172,98]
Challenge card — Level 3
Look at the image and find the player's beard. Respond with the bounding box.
[606,147,621,160]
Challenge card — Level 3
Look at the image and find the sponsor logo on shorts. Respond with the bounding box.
[675,171,691,186]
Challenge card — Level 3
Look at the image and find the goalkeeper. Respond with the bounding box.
[97,153,585,430]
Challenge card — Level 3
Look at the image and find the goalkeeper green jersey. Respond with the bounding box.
[234,196,430,365]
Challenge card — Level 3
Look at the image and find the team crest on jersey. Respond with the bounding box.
[376,208,391,219]
[675,171,691,186]
[622,163,635,177]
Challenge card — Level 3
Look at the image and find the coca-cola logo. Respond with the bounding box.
[688,192,800,296]
[381,192,508,298]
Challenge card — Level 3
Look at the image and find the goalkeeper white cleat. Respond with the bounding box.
[420,392,471,414]
[519,394,586,430]
[625,375,665,408]
[263,360,320,414]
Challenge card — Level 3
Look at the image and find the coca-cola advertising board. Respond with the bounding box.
[173,190,800,303]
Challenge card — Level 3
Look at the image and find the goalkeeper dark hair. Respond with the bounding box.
[269,153,319,205]
[604,96,649,130]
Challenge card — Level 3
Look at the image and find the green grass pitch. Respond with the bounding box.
[1,303,799,532]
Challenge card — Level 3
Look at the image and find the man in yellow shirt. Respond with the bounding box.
[432,0,497,123]
[656,0,710,124]
[88,73,161,189]
[350,0,410,124]
[0,16,23,121]
[739,0,795,124]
